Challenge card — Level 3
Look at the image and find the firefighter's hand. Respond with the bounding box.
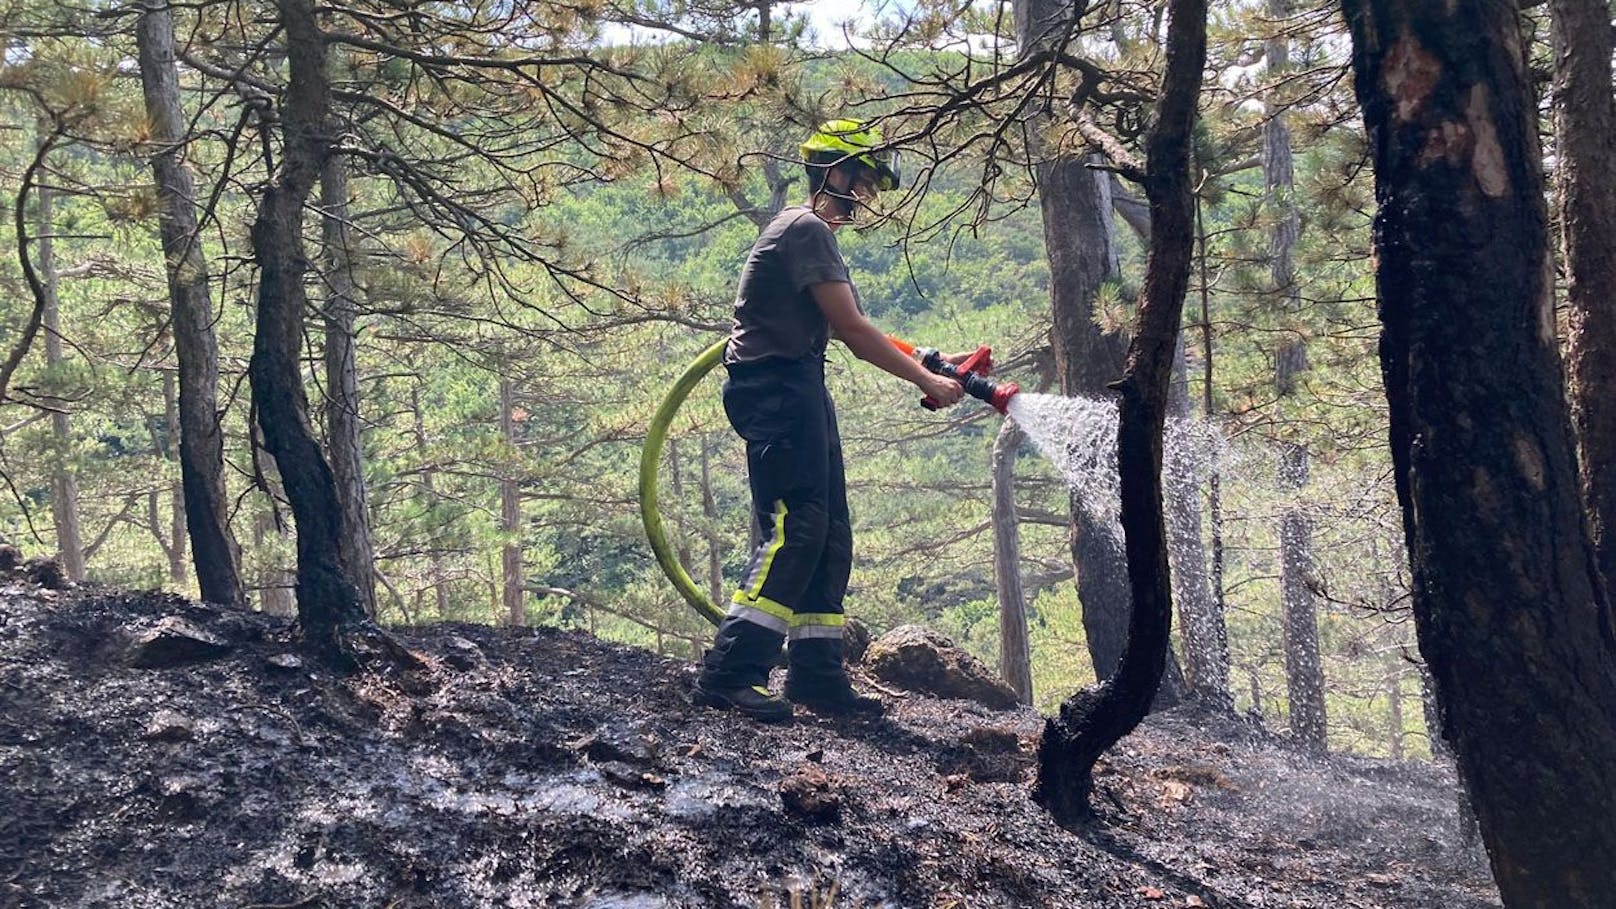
[942,351,975,366]
[919,372,964,407]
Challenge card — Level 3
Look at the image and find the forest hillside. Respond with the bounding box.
[3,575,1499,908]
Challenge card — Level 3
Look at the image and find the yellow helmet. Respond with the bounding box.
[801,118,901,192]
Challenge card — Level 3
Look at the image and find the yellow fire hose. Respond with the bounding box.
[638,338,728,627]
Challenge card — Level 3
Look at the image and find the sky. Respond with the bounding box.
[795,0,880,46]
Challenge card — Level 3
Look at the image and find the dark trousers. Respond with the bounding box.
[700,358,852,689]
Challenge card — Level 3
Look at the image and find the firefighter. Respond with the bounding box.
[693,119,967,721]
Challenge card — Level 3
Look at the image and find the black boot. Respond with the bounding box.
[692,677,793,722]
[786,637,882,716]
[784,674,883,716]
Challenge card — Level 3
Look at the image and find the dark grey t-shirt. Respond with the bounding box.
[725,206,855,365]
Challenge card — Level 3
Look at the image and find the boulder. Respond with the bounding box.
[843,617,872,664]
[864,625,1019,709]
[129,616,232,668]
[24,557,67,590]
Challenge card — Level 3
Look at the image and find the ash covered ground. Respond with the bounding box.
[0,579,1500,908]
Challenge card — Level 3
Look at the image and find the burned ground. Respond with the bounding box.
[0,580,1499,908]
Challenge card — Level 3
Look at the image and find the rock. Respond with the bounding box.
[442,635,486,670]
[142,709,194,742]
[129,616,232,669]
[863,625,1019,709]
[962,724,1023,755]
[572,726,658,767]
[0,544,21,571]
[24,557,67,590]
[153,773,214,821]
[779,764,841,822]
[266,652,304,671]
[844,617,872,664]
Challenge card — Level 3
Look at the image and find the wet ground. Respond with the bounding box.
[0,580,1501,908]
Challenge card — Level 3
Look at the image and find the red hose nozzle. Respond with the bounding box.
[989,381,1020,415]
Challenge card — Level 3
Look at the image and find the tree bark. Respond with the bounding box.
[319,158,377,616]
[993,418,1035,705]
[135,0,244,605]
[699,434,724,607]
[1016,0,1187,706]
[1550,0,1616,598]
[1266,0,1328,751]
[34,132,86,583]
[161,372,187,584]
[248,0,365,637]
[1116,177,1229,706]
[1035,0,1206,826]
[1417,661,1450,761]
[253,503,297,617]
[1342,1,1616,902]
[409,382,453,618]
[499,378,524,626]
[1386,654,1405,761]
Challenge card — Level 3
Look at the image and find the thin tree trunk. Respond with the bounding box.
[248,0,364,637]
[1265,0,1328,750]
[162,372,187,584]
[668,436,692,569]
[1551,0,1616,598]
[1195,194,1234,702]
[34,125,85,583]
[1343,2,1616,901]
[1035,0,1207,825]
[700,434,724,607]
[135,0,244,605]
[410,383,452,617]
[1279,486,1328,748]
[1386,654,1405,761]
[499,378,524,626]
[993,418,1034,705]
[1116,176,1229,706]
[253,503,296,617]
[319,158,377,616]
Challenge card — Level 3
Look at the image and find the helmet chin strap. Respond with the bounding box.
[824,188,858,223]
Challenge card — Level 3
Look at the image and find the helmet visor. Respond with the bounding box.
[869,148,901,192]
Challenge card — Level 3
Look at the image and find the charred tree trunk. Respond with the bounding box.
[499,378,524,626]
[1266,0,1328,751]
[1417,661,1450,761]
[248,0,365,638]
[1550,0,1616,598]
[993,418,1035,705]
[135,0,244,605]
[1035,0,1206,826]
[1343,1,1616,902]
[319,158,377,616]
[35,145,86,583]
